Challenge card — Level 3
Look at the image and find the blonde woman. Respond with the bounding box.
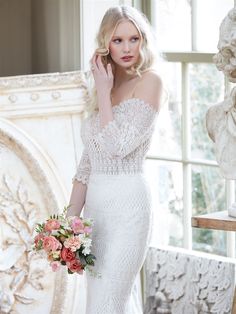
[68,5,163,314]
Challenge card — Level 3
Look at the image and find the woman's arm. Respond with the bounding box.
[91,54,114,128]
[67,180,87,217]
[66,148,91,218]
[95,72,163,158]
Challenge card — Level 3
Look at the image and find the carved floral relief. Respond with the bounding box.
[144,247,235,314]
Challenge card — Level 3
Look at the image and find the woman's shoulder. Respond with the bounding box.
[141,69,163,88]
[133,69,163,112]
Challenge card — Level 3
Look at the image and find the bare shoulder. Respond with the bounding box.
[134,70,163,112]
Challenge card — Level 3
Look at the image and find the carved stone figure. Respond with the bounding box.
[206,7,236,217]
[213,8,236,82]
[206,87,236,180]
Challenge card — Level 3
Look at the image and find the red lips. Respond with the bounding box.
[121,56,133,61]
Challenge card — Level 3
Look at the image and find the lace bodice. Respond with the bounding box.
[73,98,158,184]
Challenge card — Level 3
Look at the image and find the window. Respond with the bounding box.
[145,0,235,257]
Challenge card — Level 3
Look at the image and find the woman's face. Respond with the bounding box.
[109,20,141,70]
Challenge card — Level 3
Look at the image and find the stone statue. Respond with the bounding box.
[206,87,236,180]
[206,7,236,216]
[213,8,236,82]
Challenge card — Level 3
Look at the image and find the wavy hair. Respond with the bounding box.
[84,5,160,117]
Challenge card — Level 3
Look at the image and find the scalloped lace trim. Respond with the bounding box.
[72,173,88,185]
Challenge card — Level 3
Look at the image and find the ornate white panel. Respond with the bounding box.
[0,70,90,313]
[144,247,236,314]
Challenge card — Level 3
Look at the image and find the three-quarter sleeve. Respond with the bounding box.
[72,148,91,185]
[96,100,157,158]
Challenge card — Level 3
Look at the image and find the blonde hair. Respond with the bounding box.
[84,5,160,117]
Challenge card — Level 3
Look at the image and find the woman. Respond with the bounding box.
[67,5,163,314]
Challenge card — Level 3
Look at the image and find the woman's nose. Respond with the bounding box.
[123,41,130,53]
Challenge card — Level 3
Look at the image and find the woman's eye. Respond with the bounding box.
[113,39,121,44]
[131,37,139,42]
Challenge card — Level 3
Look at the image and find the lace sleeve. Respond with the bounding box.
[72,148,91,185]
[96,99,158,158]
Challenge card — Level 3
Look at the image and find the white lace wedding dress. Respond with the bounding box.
[73,98,158,314]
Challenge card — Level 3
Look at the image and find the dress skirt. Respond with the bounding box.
[83,172,153,314]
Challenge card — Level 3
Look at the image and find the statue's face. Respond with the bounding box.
[214,8,236,81]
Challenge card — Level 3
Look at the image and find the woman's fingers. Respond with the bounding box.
[90,53,98,72]
[107,63,113,78]
[96,55,107,75]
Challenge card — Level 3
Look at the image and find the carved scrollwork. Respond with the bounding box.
[144,247,235,314]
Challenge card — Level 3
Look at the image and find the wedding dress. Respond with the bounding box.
[73,98,158,314]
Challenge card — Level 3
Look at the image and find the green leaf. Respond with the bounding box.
[85,254,95,266]
[77,255,87,266]
[68,269,73,274]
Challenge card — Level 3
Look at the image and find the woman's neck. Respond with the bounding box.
[113,66,137,88]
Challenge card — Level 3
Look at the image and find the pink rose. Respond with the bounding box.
[64,236,81,252]
[44,219,61,232]
[70,217,85,234]
[61,247,76,262]
[83,226,92,234]
[34,233,44,248]
[50,261,61,272]
[67,259,83,274]
[43,236,62,252]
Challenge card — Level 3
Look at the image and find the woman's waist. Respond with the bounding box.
[89,158,144,174]
[87,171,150,194]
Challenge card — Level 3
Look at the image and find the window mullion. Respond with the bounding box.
[191,0,197,51]
[226,180,236,257]
[182,62,192,249]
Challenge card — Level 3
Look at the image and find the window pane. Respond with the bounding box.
[149,62,182,158]
[193,228,226,256]
[189,63,225,160]
[192,165,226,256]
[195,0,234,52]
[145,159,183,247]
[154,0,191,51]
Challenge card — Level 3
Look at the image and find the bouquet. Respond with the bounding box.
[33,206,97,275]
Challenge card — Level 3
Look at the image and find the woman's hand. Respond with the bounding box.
[90,54,114,98]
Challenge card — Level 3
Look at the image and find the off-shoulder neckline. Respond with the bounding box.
[111,97,158,113]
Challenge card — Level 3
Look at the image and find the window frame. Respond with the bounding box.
[145,0,236,258]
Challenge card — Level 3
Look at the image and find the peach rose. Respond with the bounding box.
[67,259,83,274]
[44,219,61,232]
[47,250,61,262]
[43,236,62,252]
[50,261,61,272]
[64,236,81,252]
[60,247,76,262]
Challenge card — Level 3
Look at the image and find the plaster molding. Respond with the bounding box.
[0,70,90,118]
[0,118,68,313]
[144,247,236,314]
